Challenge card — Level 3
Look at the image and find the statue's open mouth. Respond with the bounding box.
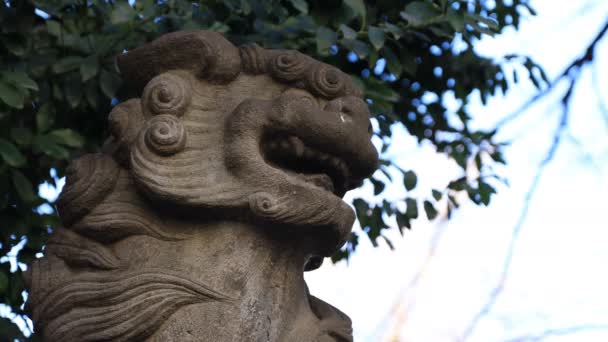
[262,134,362,198]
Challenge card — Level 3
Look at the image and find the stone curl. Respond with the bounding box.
[142,73,192,118]
[107,99,145,166]
[248,192,286,220]
[239,43,266,74]
[143,114,187,156]
[56,154,120,226]
[309,64,345,98]
[268,51,310,82]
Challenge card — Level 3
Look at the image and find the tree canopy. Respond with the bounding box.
[0,0,547,338]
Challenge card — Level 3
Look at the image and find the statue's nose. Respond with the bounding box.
[319,96,378,180]
[324,96,373,137]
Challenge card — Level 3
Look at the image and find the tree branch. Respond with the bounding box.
[459,19,608,340]
[459,87,571,341]
[496,18,608,128]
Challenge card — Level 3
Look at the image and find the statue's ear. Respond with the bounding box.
[106,99,145,167]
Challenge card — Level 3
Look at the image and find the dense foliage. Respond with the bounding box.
[0,0,546,337]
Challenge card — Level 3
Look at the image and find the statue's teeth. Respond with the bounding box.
[280,140,290,150]
[288,136,304,157]
[303,147,315,159]
[339,161,350,179]
[267,141,278,150]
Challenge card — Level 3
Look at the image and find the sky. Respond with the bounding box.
[306,0,608,341]
[2,1,608,341]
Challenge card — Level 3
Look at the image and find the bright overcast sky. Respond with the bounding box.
[306,0,608,341]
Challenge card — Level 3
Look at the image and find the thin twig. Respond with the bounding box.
[591,62,608,130]
[368,220,450,340]
[502,324,608,342]
[564,130,602,172]
[459,94,570,342]
[496,18,608,128]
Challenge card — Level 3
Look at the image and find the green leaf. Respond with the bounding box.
[522,3,537,16]
[0,138,26,167]
[11,169,35,203]
[466,13,499,30]
[344,0,366,28]
[423,200,438,220]
[448,177,467,191]
[429,25,454,39]
[2,71,39,91]
[9,273,24,309]
[432,189,443,201]
[478,181,496,206]
[49,129,85,148]
[340,39,370,59]
[46,20,62,37]
[316,26,338,54]
[398,47,418,76]
[400,1,440,27]
[36,103,55,133]
[339,24,357,40]
[0,272,7,294]
[382,46,402,78]
[10,127,33,146]
[64,76,83,108]
[447,9,465,32]
[403,170,417,191]
[52,56,82,74]
[0,80,25,109]
[368,26,385,51]
[396,212,411,232]
[111,2,136,24]
[405,197,418,219]
[2,35,26,57]
[381,235,394,249]
[288,0,308,13]
[85,80,99,108]
[33,135,70,159]
[465,16,496,36]
[99,69,122,99]
[0,317,25,340]
[80,55,99,82]
[364,77,399,102]
[370,178,385,195]
[382,200,394,216]
[491,150,506,164]
[385,22,404,39]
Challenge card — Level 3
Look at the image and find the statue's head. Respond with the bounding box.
[101,31,378,253]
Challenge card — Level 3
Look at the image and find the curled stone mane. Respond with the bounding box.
[118,31,362,98]
[26,30,378,342]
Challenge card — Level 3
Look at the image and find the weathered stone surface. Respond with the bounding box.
[25,30,378,341]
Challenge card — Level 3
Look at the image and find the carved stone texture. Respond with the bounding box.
[25,31,379,342]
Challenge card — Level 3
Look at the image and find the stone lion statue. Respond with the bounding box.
[25,31,378,342]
